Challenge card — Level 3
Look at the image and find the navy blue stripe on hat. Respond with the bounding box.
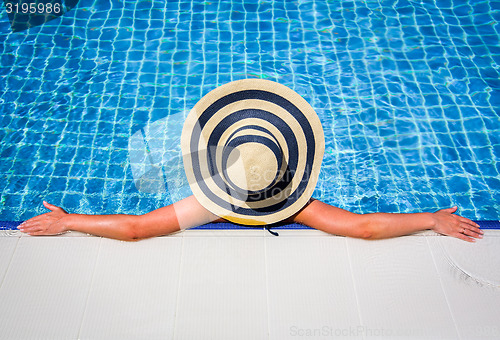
[187,90,316,217]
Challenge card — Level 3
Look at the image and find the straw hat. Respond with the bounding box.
[181,79,324,225]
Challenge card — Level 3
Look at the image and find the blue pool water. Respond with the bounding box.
[0,0,499,224]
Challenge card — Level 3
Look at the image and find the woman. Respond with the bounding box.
[18,196,482,242]
[18,79,484,243]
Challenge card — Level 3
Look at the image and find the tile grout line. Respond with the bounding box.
[76,237,103,340]
[425,236,462,340]
[264,233,271,340]
[345,237,365,340]
[172,231,186,340]
[0,235,21,292]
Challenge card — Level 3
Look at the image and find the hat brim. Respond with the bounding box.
[181,79,324,225]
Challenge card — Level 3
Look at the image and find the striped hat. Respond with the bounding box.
[181,79,324,225]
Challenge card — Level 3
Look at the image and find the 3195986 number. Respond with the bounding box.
[6,2,62,14]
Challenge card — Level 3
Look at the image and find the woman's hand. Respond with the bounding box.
[431,206,483,242]
[18,201,69,236]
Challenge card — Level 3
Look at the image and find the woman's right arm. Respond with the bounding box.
[18,196,220,241]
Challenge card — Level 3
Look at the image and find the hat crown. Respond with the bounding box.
[182,79,324,225]
[222,126,284,196]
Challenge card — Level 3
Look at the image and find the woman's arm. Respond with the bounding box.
[19,196,483,242]
[292,199,483,242]
[18,196,220,241]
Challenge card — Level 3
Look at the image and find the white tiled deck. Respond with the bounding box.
[0,229,499,340]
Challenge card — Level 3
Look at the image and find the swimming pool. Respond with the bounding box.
[0,0,499,225]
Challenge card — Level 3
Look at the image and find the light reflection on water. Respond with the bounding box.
[0,0,498,222]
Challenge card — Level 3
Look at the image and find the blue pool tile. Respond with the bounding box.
[4,194,23,212]
[48,177,68,192]
[86,179,105,194]
[107,165,126,180]
[0,0,498,222]
[67,178,85,193]
[62,193,83,211]
[53,163,71,177]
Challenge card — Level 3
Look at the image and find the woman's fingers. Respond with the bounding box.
[455,231,477,243]
[18,213,51,234]
[19,213,46,226]
[447,207,483,240]
[432,207,484,242]
[18,218,36,231]
[458,217,483,237]
[455,219,483,242]
[463,226,483,238]
[17,201,69,236]
[460,216,481,229]
[20,224,51,235]
[18,220,41,233]
[461,227,479,238]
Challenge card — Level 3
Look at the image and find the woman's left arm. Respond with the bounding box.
[292,200,483,242]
